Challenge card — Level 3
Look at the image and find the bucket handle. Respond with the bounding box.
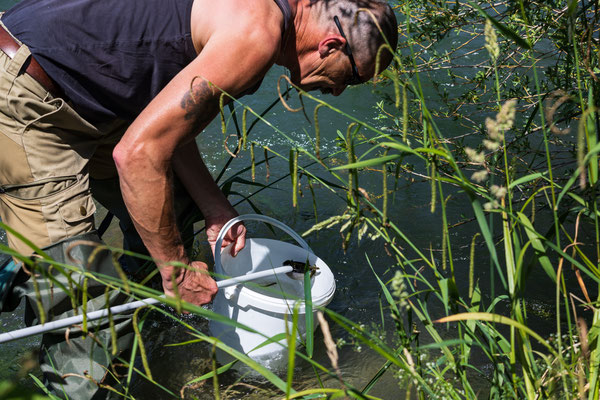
[214,214,312,272]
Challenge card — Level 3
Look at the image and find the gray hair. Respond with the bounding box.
[310,0,398,75]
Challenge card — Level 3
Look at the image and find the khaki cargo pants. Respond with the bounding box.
[0,24,202,398]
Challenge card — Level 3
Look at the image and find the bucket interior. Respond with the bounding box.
[240,273,307,299]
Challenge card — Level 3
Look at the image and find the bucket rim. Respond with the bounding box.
[234,275,336,312]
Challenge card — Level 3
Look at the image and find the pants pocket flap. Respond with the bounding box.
[59,194,96,224]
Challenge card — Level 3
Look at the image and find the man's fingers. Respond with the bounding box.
[229,223,246,256]
[162,262,219,307]
[231,233,246,256]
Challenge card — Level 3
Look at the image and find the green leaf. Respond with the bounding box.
[286,304,300,399]
[0,380,52,399]
[304,259,314,358]
[435,312,554,354]
[331,154,401,170]
[378,141,415,153]
[468,193,507,289]
[587,88,598,184]
[366,255,399,315]
[517,212,557,282]
[567,0,578,17]
[418,339,469,350]
[509,172,545,189]
[439,278,459,318]
[439,278,450,316]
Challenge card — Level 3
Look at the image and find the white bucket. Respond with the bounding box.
[209,214,336,369]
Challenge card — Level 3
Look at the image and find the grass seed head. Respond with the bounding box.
[483,139,500,151]
[484,20,499,61]
[497,99,517,131]
[465,147,485,164]
[471,170,489,183]
[491,185,507,199]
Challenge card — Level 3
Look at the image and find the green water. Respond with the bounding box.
[0,2,562,399]
[0,0,17,10]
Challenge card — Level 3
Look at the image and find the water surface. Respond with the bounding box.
[0,2,562,398]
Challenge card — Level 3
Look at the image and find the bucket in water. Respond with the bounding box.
[209,214,336,369]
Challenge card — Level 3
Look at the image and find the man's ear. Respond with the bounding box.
[318,35,345,58]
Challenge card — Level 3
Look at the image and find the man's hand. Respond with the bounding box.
[162,261,218,306]
[206,211,246,258]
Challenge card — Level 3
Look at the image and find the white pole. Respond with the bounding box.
[0,265,293,343]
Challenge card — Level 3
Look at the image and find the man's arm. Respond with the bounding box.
[172,141,246,257]
[112,24,280,306]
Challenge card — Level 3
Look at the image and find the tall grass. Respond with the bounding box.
[2,0,600,398]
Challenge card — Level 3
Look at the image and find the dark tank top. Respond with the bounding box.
[2,0,292,124]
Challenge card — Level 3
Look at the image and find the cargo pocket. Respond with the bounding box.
[58,193,96,239]
[22,97,65,131]
[8,86,65,130]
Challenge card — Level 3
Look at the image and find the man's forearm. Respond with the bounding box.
[172,140,232,218]
[114,144,188,279]
[172,140,246,256]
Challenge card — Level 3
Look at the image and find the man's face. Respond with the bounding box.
[294,49,365,96]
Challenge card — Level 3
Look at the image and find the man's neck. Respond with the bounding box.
[276,0,316,76]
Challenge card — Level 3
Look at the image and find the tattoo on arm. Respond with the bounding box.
[180,79,220,134]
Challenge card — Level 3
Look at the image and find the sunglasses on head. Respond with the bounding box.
[333,15,362,85]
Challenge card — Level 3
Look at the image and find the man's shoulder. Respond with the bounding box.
[192,0,284,47]
[186,0,285,94]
